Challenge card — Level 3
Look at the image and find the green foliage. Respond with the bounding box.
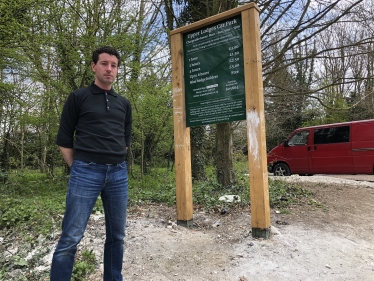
[193,163,238,208]
[135,161,315,212]
[72,250,96,281]
[128,78,174,174]
[129,167,176,205]
[0,269,6,281]
[0,164,319,280]
[268,178,314,208]
[192,162,315,212]
[92,198,104,214]
[308,199,327,211]
[0,169,66,234]
[0,0,32,45]
[11,256,28,267]
[0,165,317,230]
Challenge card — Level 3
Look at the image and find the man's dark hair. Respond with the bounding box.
[92,46,121,66]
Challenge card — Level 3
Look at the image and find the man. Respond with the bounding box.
[50,46,132,281]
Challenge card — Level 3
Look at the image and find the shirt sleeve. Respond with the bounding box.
[56,92,79,148]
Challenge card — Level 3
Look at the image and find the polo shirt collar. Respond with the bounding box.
[89,82,117,97]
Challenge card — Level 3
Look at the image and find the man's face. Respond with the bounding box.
[91,53,118,89]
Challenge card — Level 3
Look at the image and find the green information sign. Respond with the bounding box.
[183,15,245,127]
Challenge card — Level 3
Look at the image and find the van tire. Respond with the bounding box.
[273,163,291,176]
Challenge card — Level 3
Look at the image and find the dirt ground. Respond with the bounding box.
[4,175,374,280]
[60,174,373,281]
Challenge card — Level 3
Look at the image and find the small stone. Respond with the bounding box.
[9,269,23,278]
[212,220,221,227]
[220,209,228,215]
[218,195,241,203]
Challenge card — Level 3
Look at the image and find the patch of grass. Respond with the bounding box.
[128,167,176,206]
[72,249,96,281]
[192,175,251,211]
[0,169,67,235]
[126,163,316,213]
[308,199,327,211]
[0,269,6,281]
[185,162,250,210]
[268,178,314,209]
[278,208,291,214]
[0,166,317,231]
[0,170,68,281]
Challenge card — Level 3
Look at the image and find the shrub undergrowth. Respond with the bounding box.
[72,249,96,281]
[0,164,314,232]
[0,170,67,235]
[0,163,315,280]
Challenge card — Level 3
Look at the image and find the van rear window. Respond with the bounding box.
[314,126,350,144]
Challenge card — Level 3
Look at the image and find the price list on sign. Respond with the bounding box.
[183,15,245,127]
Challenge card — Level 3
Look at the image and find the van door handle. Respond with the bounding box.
[308,146,311,151]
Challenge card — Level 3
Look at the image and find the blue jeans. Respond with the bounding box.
[50,160,129,281]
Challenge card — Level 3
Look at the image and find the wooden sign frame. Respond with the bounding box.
[170,3,271,239]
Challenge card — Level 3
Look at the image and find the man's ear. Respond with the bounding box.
[91,62,96,72]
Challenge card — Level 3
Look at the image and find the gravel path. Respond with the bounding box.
[271,174,374,188]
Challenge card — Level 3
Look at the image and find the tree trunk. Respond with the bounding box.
[20,128,24,170]
[215,122,236,187]
[0,132,10,184]
[191,126,206,181]
[40,145,47,173]
[140,133,144,179]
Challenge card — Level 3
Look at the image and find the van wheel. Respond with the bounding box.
[273,163,291,176]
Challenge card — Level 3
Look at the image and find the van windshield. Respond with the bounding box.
[287,130,309,146]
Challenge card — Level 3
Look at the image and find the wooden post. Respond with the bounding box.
[170,3,270,236]
[242,7,271,238]
[170,32,194,227]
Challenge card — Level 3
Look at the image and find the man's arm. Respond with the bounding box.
[124,100,132,150]
[59,146,74,167]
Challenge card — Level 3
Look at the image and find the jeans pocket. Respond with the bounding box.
[117,161,127,169]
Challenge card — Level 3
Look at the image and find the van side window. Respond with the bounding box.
[314,126,350,144]
[287,130,310,146]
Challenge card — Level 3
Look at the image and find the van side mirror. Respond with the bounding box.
[284,140,289,147]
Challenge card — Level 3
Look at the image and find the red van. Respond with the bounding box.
[267,119,374,176]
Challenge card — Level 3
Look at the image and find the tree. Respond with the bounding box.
[163,0,208,181]
[164,0,374,174]
[0,0,35,177]
[257,0,373,146]
[265,39,316,150]
[1,0,173,177]
[123,0,172,176]
[2,0,373,183]
[164,0,238,186]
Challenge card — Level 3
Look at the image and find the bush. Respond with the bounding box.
[72,250,96,281]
